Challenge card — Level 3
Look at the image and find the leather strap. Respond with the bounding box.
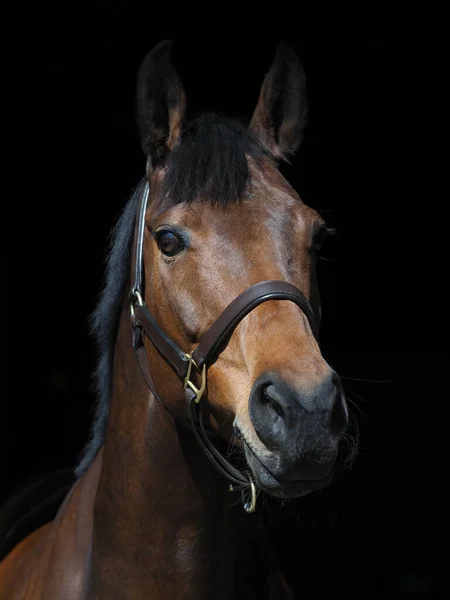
[133,304,189,378]
[192,280,317,369]
[129,183,149,302]
[133,281,316,380]
[129,182,190,377]
[133,327,168,409]
[186,389,249,486]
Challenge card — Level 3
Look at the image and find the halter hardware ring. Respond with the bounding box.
[129,289,144,318]
[243,478,257,513]
[184,353,207,403]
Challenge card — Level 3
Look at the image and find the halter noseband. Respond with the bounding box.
[129,183,318,512]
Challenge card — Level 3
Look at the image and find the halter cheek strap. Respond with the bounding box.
[129,183,319,512]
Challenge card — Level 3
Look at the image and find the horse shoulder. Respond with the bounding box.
[0,455,102,599]
[0,521,54,599]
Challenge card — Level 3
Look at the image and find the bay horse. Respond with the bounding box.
[0,40,349,599]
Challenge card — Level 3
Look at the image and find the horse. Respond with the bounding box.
[0,40,350,599]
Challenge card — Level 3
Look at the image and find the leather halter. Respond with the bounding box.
[129,183,318,512]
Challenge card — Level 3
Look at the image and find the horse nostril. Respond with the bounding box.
[249,371,348,452]
[248,375,294,450]
[262,384,285,419]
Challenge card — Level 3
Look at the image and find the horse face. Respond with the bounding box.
[142,158,347,497]
[137,40,348,497]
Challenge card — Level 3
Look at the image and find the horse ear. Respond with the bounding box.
[136,40,186,167]
[249,42,308,161]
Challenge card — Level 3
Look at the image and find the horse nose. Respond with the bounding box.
[249,371,348,452]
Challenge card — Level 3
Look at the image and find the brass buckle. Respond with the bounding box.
[184,353,207,403]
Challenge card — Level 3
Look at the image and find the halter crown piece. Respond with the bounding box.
[129,183,318,512]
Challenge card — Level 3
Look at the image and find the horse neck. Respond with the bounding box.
[88,301,263,600]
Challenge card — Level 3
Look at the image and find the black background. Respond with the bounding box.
[5,5,447,597]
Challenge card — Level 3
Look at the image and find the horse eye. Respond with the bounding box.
[313,226,336,251]
[154,229,184,256]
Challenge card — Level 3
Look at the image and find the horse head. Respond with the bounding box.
[133,40,348,501]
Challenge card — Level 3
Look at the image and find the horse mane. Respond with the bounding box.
[74,180,143,476]
[75,113,268,476]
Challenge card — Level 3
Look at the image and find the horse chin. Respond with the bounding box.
[241,439,334,499]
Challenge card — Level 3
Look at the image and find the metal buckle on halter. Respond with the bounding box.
[184,353,207,403]
[129,289,144,318]
[229,478,257,513]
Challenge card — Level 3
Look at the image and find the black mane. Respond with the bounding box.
[74,180,142,476]
[75,114,268,476]
[158,113,267,210]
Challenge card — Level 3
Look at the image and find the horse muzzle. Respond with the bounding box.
[241,438,335,498]
[233,369,348,498]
